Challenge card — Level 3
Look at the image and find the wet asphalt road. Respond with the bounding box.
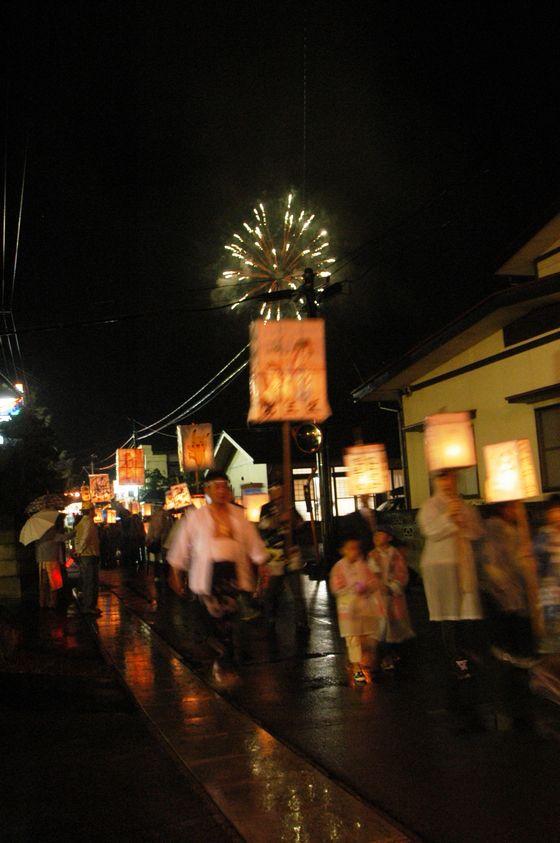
[102,567,560,843]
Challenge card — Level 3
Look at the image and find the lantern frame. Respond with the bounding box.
[424,412,477,473]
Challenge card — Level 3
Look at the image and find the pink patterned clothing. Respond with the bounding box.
[329,558,382,638]
[368,547,415,643]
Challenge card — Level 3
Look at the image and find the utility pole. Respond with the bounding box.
[90,454,97,476]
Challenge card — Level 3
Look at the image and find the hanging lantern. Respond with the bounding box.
[116,448,145,486]
[141,502,152,517]
[80,483,91,504]
[106,510,117,524]
[177,423,214,472]
[191,494,207,509]
[129,501,141,515]
[89,473,113,503]
[94,507,103,524]
[241,492,270,523]
[344,444,391,496]
[169,483,192,509]
[484,439,540,502]
[424,412,477,472]
[248,319,331,423]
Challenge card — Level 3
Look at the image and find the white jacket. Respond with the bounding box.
[167,504,268,595]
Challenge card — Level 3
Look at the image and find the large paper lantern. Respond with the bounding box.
[177,423,214,472]
[248,319,331,423]
[344,444,391,496]
[424,412,477,472]
[242,492,270,523]
[89,473,113,503]
[116,448,145,486]
[484,439,540,502]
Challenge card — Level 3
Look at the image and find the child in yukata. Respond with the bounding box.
[330,537,381,685]
[368,527,415,671]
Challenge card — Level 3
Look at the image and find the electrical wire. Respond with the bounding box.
[135,343,249,433]
[137,359,249,440]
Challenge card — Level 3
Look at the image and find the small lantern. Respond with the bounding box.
[191,494,207,509]
[344,444,391,496]
[424,412,477,472]
[484,439,539,502]
[80,483,91,503]
[164,491,174,511]
[141,503,152,517]
[94,507,103,524]
[242,492,270,523]
[106,510,117,525]
[129,501,140,515]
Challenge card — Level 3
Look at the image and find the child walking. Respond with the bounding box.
[330,537,381,685]
[368,527,415,671]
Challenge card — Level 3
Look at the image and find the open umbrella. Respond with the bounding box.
[25,494,66,515]
[19,510,60,546]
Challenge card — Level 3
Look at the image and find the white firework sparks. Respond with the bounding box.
[222,193,335,319]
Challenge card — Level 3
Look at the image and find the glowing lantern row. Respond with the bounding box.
[424,412,477,472]
[343,444,391,496]
[116,448,145,486]
[242,492,270,523]
[483,439,539,502]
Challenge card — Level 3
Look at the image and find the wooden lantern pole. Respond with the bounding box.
[282,421,293,550]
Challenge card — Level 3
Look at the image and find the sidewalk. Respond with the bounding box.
[0,604,238,842]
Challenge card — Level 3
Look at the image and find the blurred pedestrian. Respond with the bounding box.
[330,536,380,685]
[534,495,560,654]
[481,502,535,728]
[167,470,268,683]
[258,481,308,635]
[74,506,101,616]
[35,514,66,609]
[339,494,377,555]
[418,469,485,679]
[146,505,172,580]
[367,526,415,671]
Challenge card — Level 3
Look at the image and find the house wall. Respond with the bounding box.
[403,325,560,508]
[226,449,268,497]
[142,445,169,478]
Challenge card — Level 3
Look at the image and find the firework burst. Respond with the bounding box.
[221,193,335,320]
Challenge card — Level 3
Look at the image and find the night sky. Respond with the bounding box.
[4,1,560,468]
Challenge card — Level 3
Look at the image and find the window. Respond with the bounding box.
[536,404,560,492]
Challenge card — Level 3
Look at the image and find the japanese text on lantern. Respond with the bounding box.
[116,448,145,486]
[89,474,113,503]
[177,424,214,472]
[248,319,331,423]
[344,444,391,496]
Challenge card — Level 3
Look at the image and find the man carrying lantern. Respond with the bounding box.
[418,468,485,681]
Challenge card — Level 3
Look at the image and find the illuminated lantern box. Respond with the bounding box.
[344,444,391,496]
[129,501,141,515]
[80,483,91,504]
[106,510,117,524]
[116,448,145,486]
[424,412,477,472]
[484,439,540,502]
[141,503,152,517]
[241,492,270,523]
[94,507,104,524]
[89,473,113,503]
[177,423,214,472]
[248,319,331,423]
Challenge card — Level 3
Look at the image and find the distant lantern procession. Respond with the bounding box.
[424,412,477,473]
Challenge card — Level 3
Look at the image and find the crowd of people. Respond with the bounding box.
[30,466,560,729]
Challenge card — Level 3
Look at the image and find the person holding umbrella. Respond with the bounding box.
[20,509,66,609]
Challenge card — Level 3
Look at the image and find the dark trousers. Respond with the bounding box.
[78,556,99,611]
[198,562,240,667]
[264,571,307,627]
